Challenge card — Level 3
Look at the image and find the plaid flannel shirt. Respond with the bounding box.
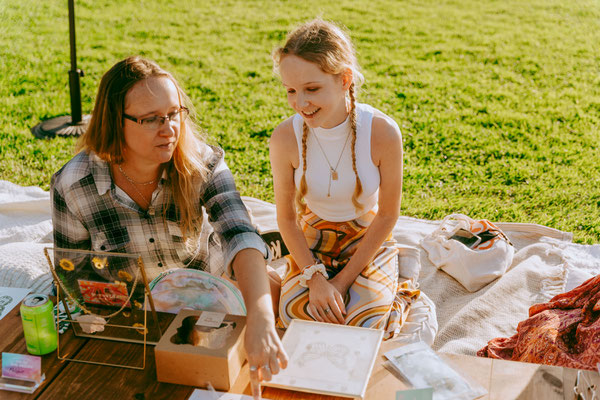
[50,145,269,281]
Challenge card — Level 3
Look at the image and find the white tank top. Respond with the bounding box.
[293,103,380,222]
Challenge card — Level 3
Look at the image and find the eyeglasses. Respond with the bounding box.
[124,107,189,130]
[574,370,597,400]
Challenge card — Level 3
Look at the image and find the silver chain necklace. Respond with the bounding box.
[312,128,351,197]
[117,164,157,185]
[117,164,157,216]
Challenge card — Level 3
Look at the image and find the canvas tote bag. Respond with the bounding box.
[421,214,514,292]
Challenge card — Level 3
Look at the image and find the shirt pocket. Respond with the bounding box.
[89,227,132,281]
[167,220,192,266]
[92,226,131,253]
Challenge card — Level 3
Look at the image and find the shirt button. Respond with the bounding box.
[100,245,106,251]
[149,238,155,243]
[158,262,163,267]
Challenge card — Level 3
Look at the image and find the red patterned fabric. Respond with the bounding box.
[478,275,600,370]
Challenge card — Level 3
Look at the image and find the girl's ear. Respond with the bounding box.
[341,68,353,90]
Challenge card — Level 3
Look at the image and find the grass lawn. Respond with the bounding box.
[0,0,599,243]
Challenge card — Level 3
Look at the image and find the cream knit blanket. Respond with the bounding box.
[1,182,598,355]
[243,197,599,354]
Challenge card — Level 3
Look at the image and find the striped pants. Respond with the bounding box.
[278,209,419,339]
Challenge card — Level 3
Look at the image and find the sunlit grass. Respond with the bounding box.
[0,0,598,243]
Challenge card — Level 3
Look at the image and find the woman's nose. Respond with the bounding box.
[157,119,177,136]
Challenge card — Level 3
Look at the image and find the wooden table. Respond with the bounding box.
[1,302,598,400]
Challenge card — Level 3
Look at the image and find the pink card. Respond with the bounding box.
[2,352,41,382]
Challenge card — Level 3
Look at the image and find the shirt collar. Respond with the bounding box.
[88,152,113,196]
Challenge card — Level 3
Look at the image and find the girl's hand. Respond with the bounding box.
[306,273,346,324]
[328,275,351,303]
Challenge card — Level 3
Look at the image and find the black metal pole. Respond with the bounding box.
[68,0,83,124]
[31,0,89,138]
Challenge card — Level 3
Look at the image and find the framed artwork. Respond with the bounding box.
[44,247,167,369]
[264,319,383,399]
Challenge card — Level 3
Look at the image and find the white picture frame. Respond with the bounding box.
[264,319,383,399]
[0,287,30,321]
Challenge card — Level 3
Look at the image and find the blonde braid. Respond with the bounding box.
[294,121,310,215]
[349,83,364,212]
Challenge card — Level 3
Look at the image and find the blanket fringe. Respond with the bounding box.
[540,261,568,299]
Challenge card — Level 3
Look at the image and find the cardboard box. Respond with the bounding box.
[155,309,246,391]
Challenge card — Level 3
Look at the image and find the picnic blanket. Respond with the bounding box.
[1,180,599,355]
[0,181,53,294]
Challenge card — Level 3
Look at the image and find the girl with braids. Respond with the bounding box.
[270,19,419,339]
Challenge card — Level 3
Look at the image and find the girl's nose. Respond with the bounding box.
[297,92,309,108]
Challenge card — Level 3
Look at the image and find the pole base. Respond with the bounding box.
[31,114,90,139]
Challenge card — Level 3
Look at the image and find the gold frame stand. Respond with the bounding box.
[44,247,163,370]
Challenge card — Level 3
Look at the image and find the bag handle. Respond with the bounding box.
[432,214,476,237]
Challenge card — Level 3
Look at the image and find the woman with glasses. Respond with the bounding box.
[51,56,287,390]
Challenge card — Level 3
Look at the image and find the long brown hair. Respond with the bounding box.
[77,56,208,238]
[273,19,365,214]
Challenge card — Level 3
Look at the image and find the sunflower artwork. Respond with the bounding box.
[52,251,140,313]
[46,247,163,339]
[45,247,165,368]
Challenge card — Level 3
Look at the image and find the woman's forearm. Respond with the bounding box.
[232,248,274,321]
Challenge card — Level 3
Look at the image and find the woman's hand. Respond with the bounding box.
[245,310,288,398]
[231,248,288,399]
[306,273,346,324]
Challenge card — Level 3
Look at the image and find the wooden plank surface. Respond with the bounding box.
[441,353,491,400]
[489,358,563,400]
[37,337,195,400]
[37,312,185,400]
[0,298,88,400]
[3,300,599,400]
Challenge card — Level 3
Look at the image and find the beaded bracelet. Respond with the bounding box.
[299,262,328,288]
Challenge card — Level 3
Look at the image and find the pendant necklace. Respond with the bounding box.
[312,129,351,197]
[117,164,157,216]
